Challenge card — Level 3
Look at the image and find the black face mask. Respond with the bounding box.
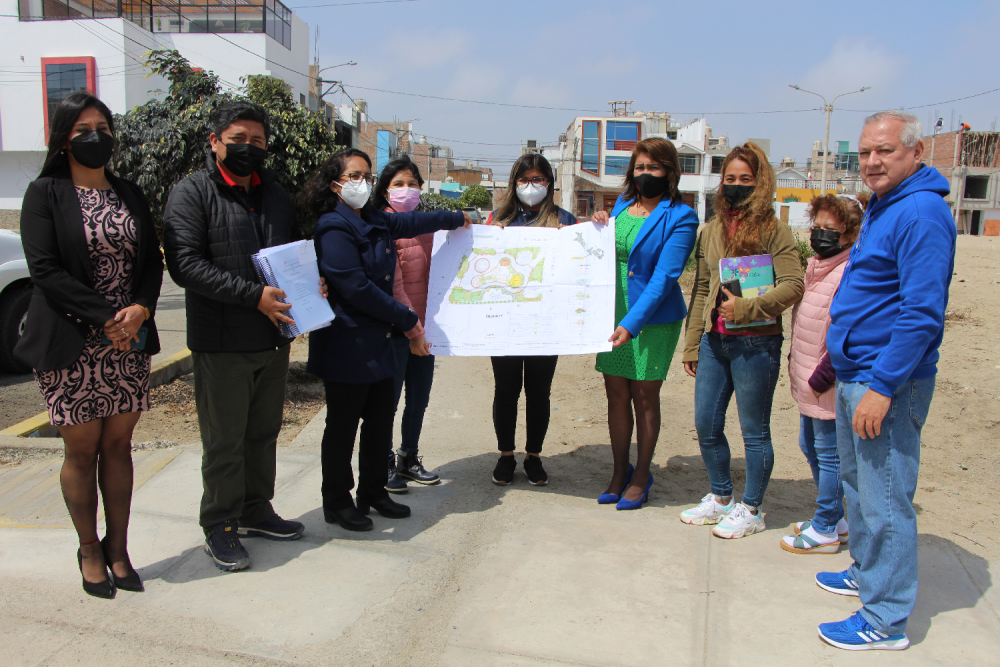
[68,130,115,170]
[810,228,843,259]
[634,173,669,199]
[722,184,754,208]
[220,142,267,178]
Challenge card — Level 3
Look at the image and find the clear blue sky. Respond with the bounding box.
[288,0,1000,175]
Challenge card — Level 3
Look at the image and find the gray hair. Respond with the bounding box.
[863,111,923,147]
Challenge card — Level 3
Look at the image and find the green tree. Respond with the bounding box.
[110,49,340,238]
[457,183,492,210]
[417,193,461,212]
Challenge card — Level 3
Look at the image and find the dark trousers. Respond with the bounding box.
[321,378,394,510]
[391,335,436,455]
[193,347,289,529]
[490,355,558,454]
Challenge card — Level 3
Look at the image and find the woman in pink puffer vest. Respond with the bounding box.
[371,158,443,493]
[780,195,863,555]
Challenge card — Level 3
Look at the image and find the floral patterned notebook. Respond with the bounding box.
[719,254,776,329]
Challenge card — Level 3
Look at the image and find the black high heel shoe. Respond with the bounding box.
[77,548,115,599]
[357,496,411,519]
[100,537,144,592]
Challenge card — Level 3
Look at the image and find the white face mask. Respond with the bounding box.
[516,182,548,207]
[338,179,372,209]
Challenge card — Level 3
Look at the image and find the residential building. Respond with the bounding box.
[558,110,730,222]
[924,129,1000,235]
[410,135,454,184]
[447,163,493,187]
[0,0,311,209]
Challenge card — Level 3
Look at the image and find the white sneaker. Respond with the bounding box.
[680,493,736,525]
[794,517,849,544]
[712,503,766,539]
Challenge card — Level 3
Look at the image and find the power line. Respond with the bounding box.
[839,86,1000,113]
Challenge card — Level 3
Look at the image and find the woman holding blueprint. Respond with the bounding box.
[301,149,472,532]
[679,143,804,539]
[485,154,578,488]
[590,139,698,510]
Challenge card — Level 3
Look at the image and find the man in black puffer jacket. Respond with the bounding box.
[163,101,304,572]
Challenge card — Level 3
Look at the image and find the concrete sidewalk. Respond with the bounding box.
[0,356,997,666]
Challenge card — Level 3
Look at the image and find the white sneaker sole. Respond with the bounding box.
[680,512,728,525]
[712,517,766,539]
[491,476,511,486]
[204,543,250,571]
[818,629,909,651]
[815,578,860,597]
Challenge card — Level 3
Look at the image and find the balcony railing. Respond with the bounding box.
[17,0,293,49]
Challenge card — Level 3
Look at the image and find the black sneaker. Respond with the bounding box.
[397,449,441,485]
[204,520,250,571]
[492,455,517,485]
[523,456,548,486]
[386,454,408,494]
[238,514,304,541]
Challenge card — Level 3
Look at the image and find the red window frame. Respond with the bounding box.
[581,120,601,176]
[41,57,97,143]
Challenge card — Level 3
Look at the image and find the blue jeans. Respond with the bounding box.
[694,332,781,508]
[837,377,934,635]
[798,415,843,534]
[391,336,435,455]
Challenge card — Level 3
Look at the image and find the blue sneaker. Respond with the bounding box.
[238,514,304,541]
[818,612,909,651]
[815,568,860,596]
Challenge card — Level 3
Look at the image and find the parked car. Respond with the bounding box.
[0,229,31,374]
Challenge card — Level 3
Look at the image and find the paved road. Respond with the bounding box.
[0,275,187,430]
[1,353,996,666]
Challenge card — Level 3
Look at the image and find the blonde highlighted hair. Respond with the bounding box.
[712,142,777,257]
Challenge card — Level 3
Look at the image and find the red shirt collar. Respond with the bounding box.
[218,162,261,188]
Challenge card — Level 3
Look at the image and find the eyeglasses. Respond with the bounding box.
[340,172,375,184]
[516,177,549,186]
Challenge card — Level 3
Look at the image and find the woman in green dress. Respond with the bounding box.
[591,138,699,510]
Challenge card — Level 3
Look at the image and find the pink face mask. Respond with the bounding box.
[388,187,421,212]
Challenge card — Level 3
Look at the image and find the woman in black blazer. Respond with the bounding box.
[301,149,470,532]
[16,91,163,599]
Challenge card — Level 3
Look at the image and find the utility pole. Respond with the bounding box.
[951,125,966,231]
[790,85,870,196]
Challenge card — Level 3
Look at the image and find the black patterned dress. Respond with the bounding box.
[34,187,151,426]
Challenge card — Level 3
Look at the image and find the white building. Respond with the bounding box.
[0,0,311,209]
[558,113,729,222]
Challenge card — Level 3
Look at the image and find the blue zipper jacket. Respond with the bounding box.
[827,165,956,397]
[610,196,699,336]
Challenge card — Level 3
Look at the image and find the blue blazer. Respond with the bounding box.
[307,205,464,384]
[610,196,698,336]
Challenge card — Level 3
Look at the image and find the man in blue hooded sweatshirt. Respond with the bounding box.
[815,111,956,651]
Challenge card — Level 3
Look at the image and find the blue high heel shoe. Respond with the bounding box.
[598,465,634,504]
[615,472,653,510]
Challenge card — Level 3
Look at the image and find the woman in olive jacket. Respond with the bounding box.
[16,92,162,598]
[679,142,804,539]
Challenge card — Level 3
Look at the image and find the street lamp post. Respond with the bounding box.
[789,85,870,196]
[316,61,357,103]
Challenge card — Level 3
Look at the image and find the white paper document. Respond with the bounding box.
[252,240,335,337]
[424,221,616,356]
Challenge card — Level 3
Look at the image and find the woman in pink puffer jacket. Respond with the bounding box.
[780,195,863,555]
[371,158,443,494]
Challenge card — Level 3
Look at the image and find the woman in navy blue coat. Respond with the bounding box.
[301,149,470,531]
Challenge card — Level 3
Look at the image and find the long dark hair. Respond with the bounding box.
[371,157,424,211]
[493,153,559,228]
[39,91,116,179]
[621,137,682,205]
[712,142,777,257]
[300,148,373,217]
